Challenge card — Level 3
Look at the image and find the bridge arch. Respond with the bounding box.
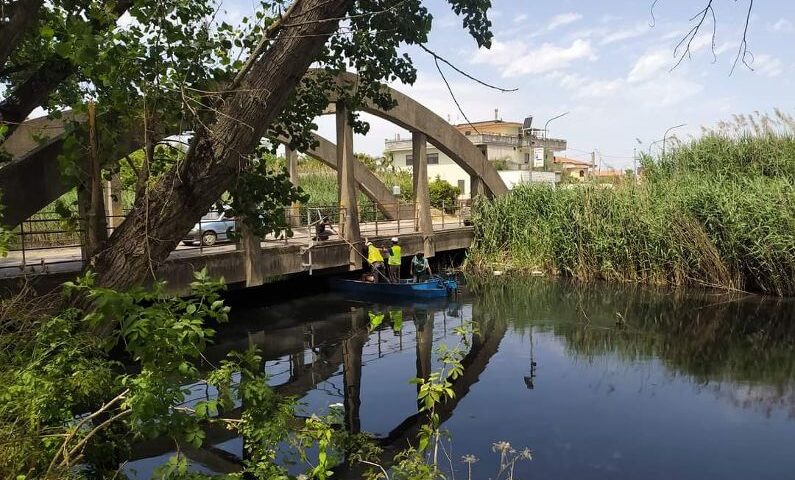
[329,71,508,197]
[0,71,508,228]
[0,117,404,225]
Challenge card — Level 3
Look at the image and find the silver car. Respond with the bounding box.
[182,210,236,246]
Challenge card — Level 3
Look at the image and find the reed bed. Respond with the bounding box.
[470,118,795,296]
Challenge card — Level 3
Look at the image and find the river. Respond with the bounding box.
[126,277,795,479]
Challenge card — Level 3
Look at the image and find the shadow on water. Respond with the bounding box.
[126,278,795,479]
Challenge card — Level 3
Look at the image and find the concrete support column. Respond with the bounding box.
[286,146,301,227]
[104,174,123,232]
[414,310,434,406]
[342,308,367,433]
[239,220,263,287]
[412,132,435,257]
[470,174,485,199]
[336,105,361,269]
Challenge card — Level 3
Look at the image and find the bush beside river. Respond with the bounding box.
[469,121,795,296]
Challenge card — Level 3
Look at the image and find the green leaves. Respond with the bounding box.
[224,148,309,240]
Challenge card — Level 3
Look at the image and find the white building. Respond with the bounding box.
[384,117,567,197]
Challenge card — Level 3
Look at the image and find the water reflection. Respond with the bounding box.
[126,279,795,480]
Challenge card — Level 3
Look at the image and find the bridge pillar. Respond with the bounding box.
[286,146,301,227]
[342,308,368,433]
[470,174,485,199]
[412,132,435,257]
[239,221,263,287]
[336,105,361,269]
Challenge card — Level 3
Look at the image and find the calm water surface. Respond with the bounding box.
[127,279,795,479]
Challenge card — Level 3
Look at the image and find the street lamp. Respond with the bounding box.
[662,123,686,156]
[543,111,569,138]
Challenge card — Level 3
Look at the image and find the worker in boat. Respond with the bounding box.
[365,238,385,283]
[411,251,432,282]
[313,216,336,241]
[387,237,402,283]
[368,311,385,330]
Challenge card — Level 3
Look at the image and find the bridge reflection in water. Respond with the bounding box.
[125,294,506,477]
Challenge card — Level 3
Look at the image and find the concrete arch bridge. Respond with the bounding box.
[0,73,507,293]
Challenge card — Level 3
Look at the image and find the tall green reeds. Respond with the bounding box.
[470,114,795,296]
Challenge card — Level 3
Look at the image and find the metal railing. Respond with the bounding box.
[0,201,472,277]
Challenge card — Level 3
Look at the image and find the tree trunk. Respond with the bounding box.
[0,0,44,69]
[84,0,353,296]
[0,0,133,136]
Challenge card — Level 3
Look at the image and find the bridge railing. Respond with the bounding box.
[0,201,472,277]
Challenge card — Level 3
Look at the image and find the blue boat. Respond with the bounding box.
[331,276,459,299]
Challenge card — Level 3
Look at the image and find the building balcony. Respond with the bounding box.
[384,134,567,153]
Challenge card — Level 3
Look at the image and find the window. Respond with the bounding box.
[406,153,439,166]
[524,153,530,164]
[457,179,466,194]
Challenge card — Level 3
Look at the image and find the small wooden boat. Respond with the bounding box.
[331,277,459,299]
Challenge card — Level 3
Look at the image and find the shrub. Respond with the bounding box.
[429,177,460,213]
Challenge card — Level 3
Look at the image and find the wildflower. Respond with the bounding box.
[492,441,512,453]
[462,454,479,464]
[521,448,533,460]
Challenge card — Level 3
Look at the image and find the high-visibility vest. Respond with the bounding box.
[368,311,384,329]
[390,309,403,333]
[367,244,384,264]
[388,245,402,266]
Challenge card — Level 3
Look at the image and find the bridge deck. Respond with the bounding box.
[0,217,473,294]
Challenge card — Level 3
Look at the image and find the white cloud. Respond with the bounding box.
[627,50,670,83]
[473,39,597,78]
[547,12,583,31]
[632,77,703,107]
[751,54,784,77]
[558,74,623,98]
[770,19,794,34]
[600,23,650,45]
[514,13,528,24]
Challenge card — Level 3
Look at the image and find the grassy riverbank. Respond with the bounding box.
[469,125,795,296]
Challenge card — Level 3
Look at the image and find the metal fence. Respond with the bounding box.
[0,200,471,276]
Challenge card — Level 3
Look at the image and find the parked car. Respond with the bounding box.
[182,210,236,246]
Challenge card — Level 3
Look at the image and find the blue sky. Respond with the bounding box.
[240,0,795,168]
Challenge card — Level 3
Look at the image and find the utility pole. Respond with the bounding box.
[632,147,638,181]
[590,151,595,180]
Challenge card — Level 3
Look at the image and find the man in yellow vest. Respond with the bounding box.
[365,239,385,283]
[387,237,401,283]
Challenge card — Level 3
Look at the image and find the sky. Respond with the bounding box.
[145,1,791,169]
[305,0,794,168]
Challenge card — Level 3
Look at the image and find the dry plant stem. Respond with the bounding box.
[358,459,391,479]
[46,388,129,475]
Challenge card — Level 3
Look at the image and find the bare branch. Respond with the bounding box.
[670,0,715,71]
[432,56,480,135]
[665,0,755,73]
[730,0,754,75]
[649,0,659,27]
[419,44,517,93]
